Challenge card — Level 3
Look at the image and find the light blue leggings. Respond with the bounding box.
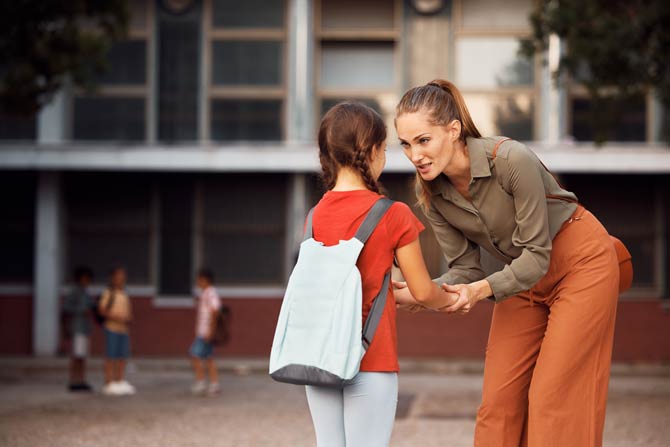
[305,372,398,447]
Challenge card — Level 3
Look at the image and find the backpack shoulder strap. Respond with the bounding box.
[362,269,391,350]
[356,198,394,350]
[303,207,316,242]
[354,198,394,244]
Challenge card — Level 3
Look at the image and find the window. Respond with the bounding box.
[206,0,286,141]
[569,94,647,142]
[157,0,201,142]
[316,0,401,135]
[459,0,533,29]
[158,177,195,295]
[200,174,288,285]
[454,0,536,140]
[65,173,153,285]
[0,110,36,141]
[0,173,35,283]
[73,0,151,142]
[211,99,282,141]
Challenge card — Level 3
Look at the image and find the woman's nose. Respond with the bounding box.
[410,148,424,164]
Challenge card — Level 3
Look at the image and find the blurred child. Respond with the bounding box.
[62,266,94,392]
[190,268,221,396]
[99,266,135,396]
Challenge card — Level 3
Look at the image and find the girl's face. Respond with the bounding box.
[196,276,210,289]
[111,269,126,289]
[395,110,461,181]
[370,141,387,180]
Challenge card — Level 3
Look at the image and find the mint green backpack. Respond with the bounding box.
[269,198,393,388]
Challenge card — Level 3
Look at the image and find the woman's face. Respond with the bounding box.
[395,110,460,181]
[370,140,387,180]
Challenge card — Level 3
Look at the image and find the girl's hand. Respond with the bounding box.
[393,280,425,312]
[393,281,418,305]
[396,302,425,313]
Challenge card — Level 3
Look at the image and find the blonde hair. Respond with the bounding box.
[396,79,481,210]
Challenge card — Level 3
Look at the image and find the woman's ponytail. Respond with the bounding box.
[396,79,481,211]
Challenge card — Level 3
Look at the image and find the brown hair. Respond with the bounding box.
[395,79,481,210]
[318,102,386,194]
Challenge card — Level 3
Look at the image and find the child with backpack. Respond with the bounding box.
[61,266,94,392]
[270,102,458,446]
[99,266,135,396]
[190,268,222,396]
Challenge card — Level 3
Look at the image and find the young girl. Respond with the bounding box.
[306,102,457,446]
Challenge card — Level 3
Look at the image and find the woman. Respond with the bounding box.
[393,79,619,446]
[305,102,457,446]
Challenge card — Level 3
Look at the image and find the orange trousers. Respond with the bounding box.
[475,206,619,447]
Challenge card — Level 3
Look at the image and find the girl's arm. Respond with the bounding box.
[395,239,458,310]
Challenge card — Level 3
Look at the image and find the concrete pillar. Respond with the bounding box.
[285,173,308,279]
[34,83,69,355]
[539,34,567,143]
[37,81,71,143]
[287,0,314,142]
[33,172,64,356]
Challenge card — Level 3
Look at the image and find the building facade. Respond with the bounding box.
[1,0,669,361]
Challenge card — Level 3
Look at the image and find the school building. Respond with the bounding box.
[1,0,668,361]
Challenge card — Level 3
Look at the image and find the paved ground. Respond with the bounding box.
[0,358,669,447]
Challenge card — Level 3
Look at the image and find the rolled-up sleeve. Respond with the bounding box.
[485,147,552,301]
[426,204,486,286]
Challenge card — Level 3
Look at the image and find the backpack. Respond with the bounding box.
[269,198,394,388]
[92,289,115,326]
[211,305,232,346]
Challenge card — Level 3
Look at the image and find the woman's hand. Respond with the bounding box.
[438,280,492,315]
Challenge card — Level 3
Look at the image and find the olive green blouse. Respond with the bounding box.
[424,137,578,302]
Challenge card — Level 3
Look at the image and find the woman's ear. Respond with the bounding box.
[448,119,462,143]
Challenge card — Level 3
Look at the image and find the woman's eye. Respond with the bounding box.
[419,138,430,144]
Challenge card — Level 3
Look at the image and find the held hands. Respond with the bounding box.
[438,280,492,315]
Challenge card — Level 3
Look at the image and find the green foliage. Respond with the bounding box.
[521,0,670,143]
[0,0,129,116]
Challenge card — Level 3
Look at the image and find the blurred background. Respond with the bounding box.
[0,0,668,362]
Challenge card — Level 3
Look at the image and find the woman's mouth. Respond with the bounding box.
[415,162,432,174]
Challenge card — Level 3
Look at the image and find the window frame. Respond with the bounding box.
[72,1,154,142]
[202,0,288,141]
[314,0,403,133]
[452,0,539,140]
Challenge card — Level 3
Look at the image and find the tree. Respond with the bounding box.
[0,1,129,116]
[521,0,670,143]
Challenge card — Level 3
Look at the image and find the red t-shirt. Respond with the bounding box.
[310,189,424,372]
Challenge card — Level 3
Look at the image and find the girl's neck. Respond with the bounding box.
[332,167,368,192]
[443,140,471,185]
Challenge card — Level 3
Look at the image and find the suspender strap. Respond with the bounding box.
[354,198,394,243]
[491,137,580,206]
[491,137,511,159]
[362,269,391,350]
